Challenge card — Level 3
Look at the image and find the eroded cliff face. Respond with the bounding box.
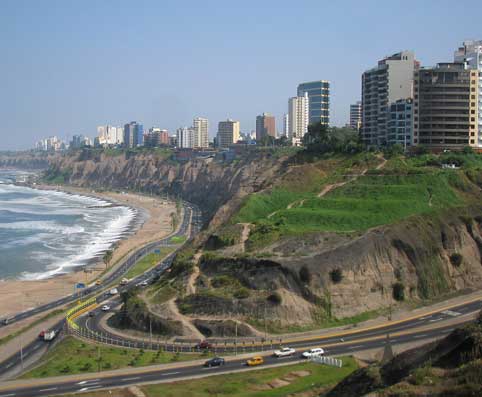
[45,150,286,225]
[0,152,51,169]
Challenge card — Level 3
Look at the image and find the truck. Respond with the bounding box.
[38,329,57,341]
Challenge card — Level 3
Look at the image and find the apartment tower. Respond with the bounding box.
[217,119,240,148]
[255,113,276,142]
[361,51,418,147]
[193,117,209,148]
[413,63,479,149]
[297,80,330,126]
[454,40,482,147]
[288,93,309,145]
[349,101,362,130]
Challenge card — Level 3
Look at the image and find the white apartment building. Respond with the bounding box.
[287,92,309,145]
[217,119,240,148]
[283,113,289,137]
[193,117,209,148]
[454,40,482,147]
[96,125,123,146]
[176,127,194,148]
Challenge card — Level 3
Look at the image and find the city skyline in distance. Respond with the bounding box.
[1,0,482,150]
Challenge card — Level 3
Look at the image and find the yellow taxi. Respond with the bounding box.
[246,356,264,366]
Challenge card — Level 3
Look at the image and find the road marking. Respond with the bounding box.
[121,376,141,381]
[414,334,428,338]
[0,393,16,397]
[77,379,100,385]
[347,345,364,349]
[79,386,101,392]
[39,388,58,392]
[162,371,180,376]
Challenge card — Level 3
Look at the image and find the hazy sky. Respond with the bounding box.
[1,0,482,150]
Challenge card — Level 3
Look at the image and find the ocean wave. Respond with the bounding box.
[0,220,85,235]
[20,206,136,280]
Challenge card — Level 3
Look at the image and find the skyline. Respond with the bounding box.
[1,0,482,150]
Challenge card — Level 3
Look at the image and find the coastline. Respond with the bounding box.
[0,184,176,330]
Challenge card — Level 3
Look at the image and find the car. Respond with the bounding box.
[273,347,296,357]
[38,330,45,339]
[109,288,118,295]
[204,357,225,367]
[2,318,9,325]
[95,280,102,285]
[88,311,96,317]
[101,305,110,311]
[139,280,148,287]
[120,278,129,286]
[302,347,325,358]
[246,356,264,366]
[195,340,213,349]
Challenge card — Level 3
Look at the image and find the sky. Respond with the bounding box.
[1,0,482,150]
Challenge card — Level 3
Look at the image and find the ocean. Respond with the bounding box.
[0,169,137,280]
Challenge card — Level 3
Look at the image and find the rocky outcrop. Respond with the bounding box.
[0,152,51,169]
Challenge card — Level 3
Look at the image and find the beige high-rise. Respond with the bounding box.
[193,117,209,148]
[217,119,240,148]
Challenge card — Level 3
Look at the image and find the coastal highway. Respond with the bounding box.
[76,294,482,353]
[0,202,202,378]
[0,201,199,328]
[0,321,472,397]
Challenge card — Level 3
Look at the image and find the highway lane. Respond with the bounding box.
[75,292,482,354]
[0,203,202,378]
[0,322,465,397]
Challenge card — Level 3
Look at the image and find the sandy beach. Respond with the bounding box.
[0,188,176,337]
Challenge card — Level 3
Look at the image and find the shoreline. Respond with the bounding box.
[0,182,176,328]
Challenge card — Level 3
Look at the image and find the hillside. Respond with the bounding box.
[7,147,482,336]
[326,314,482,397]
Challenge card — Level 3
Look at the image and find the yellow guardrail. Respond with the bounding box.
[66,297,97,331]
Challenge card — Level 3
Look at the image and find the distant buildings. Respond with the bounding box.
[287,93,309,145]
[176,127,194,149]
[255,113,276,142]
[70,134,92,149]
[454,40,482,148]
[96,125,124,146]
[361,51,419,147]
[283,113,289,137]
[144,128,169,147]
[217,119,240,148]
[192,117,209,148]
[349,101,362,130]
[123,121,143,148]
[297,80,330,126]
[413,63,479,149]
[35,136,65,151]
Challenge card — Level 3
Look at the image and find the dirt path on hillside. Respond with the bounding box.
[239,223,251,252]
[186,251,202,296]
[166,298,204,339]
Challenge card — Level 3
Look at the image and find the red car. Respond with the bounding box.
[195,340,213,349]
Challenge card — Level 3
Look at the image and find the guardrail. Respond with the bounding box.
[66,298,97,330]
[311,355,343,367]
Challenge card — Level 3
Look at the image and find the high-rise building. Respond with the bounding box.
[349,101,362,130]
[387,99,413,148]
[454,40,482,147]
[217,119,240,148]
[123,121,143,148]
[283,113,289,137]
[97,125,124,146]
[70,134,92,149]
[287,92,309,145]
[176,127,194,148]
[361,51,419,147]
[144,128,169,147]
[413,63,479,149]
[193,117,209,148]
[297,80,330,126]
[255,113,276,142]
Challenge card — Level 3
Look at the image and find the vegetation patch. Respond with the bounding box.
[125,247,174,279]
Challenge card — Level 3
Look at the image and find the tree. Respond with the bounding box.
[103,250,113,268]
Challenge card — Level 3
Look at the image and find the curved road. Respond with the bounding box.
[0,202,202,378]
[0,320,473,397]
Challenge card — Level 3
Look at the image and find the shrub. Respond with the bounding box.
[267,292,282,305]
[329,268,343,283]
[450,253,463,267]
[299,266,312,284]
[233,288,250,299]
[392,282,405,301]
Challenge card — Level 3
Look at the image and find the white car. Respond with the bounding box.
[139,280,148,287]
[101,305,110,311]
[109,288,118,295]
[302,348,325,358]
[273,347,296,357]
